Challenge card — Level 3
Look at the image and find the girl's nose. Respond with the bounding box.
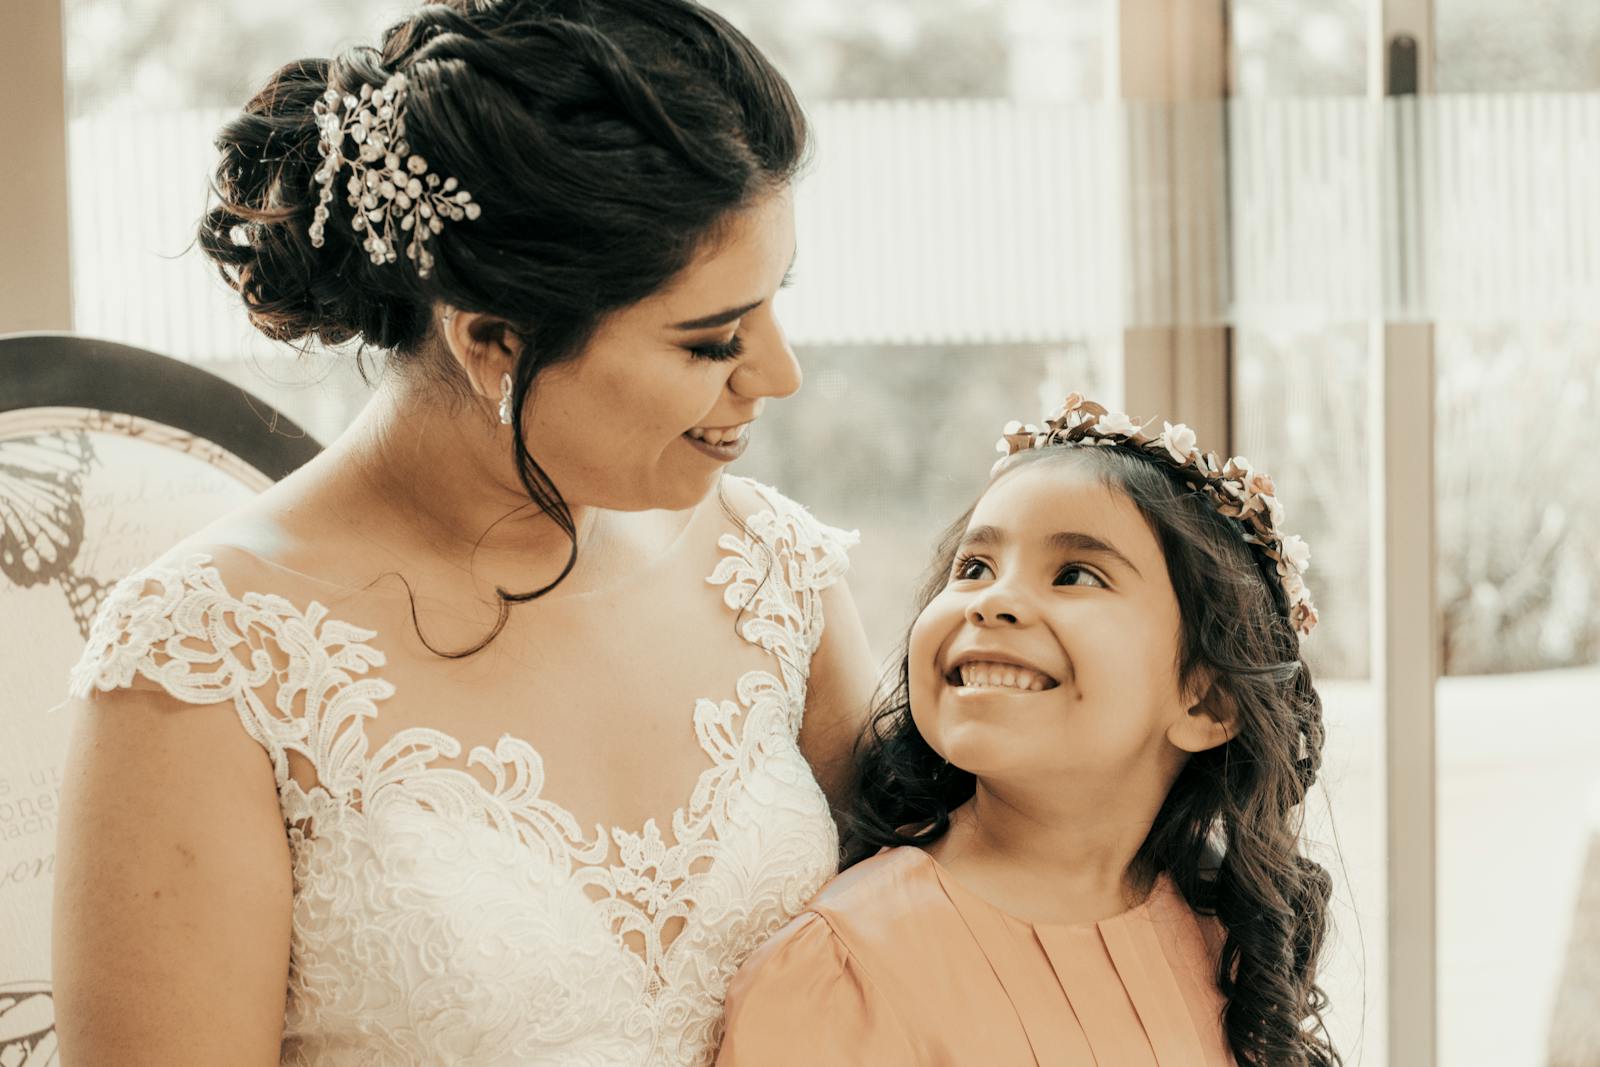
[965,586,1024,627]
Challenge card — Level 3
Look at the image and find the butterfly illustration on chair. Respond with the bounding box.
[0,983,57,1067]
[0,428,109,637]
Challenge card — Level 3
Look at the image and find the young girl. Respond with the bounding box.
[717,394,1337,1066]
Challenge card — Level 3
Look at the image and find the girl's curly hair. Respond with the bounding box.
[844,443,1341,1067]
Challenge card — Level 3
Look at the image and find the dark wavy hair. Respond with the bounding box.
[845,444,1340,1067]
[197,0,806,652]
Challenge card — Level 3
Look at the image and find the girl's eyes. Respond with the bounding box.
[950,555,1107,588]
[688,333,744,362]
[953,555,992,581]
[1054,565,1106,588]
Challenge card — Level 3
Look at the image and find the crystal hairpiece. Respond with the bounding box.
[309,72,481,278]
[993,393,1320,638]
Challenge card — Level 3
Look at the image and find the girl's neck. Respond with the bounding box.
[924,768,1177,925]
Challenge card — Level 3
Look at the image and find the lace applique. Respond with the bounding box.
[68,479,858,1067]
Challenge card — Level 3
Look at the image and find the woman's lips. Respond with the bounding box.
[681,423,751,462]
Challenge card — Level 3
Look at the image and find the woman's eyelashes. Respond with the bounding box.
[949,554,1108,589]
[687,332,744,362]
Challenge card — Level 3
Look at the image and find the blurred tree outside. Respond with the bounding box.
[1436,336,1600,675]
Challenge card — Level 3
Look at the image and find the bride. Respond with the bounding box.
[50,2,877,1064]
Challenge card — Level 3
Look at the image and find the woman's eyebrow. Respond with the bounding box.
[669,247,799,330]
[959,525,1141,578]
[671,300,762,331]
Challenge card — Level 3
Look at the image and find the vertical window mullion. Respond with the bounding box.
[1374,1,1438,1065]
[1113,0,1232,454]
[2,1,72,333]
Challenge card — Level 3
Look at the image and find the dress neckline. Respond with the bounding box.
[912,845,1175,933]
[206,490,711,602]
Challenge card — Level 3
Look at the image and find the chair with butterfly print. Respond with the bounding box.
[0,333,321,1067]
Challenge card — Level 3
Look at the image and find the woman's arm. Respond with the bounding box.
[52,688,292,1066]
[799,577,880,821]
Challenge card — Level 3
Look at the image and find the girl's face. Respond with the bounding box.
[908,458,1214,788]
[522,187,801,512]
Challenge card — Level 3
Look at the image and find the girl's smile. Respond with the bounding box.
[908,457,1200,783]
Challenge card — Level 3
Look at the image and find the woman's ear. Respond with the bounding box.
[1167,673,1238,754]
[439,307,524,403]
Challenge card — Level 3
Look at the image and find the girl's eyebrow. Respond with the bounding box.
[959,525,1142,579]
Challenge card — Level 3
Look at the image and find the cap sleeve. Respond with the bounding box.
[716,911,916,1065]
[67,552,391,791]
[714,477,859,668]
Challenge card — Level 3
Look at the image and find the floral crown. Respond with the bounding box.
[993,393,1319,638]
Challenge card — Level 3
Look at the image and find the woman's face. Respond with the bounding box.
[907,458,1201,789]
[522,187,800,512]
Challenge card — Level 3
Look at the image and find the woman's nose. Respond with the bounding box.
[730,314,801,400]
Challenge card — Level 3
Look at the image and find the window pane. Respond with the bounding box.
[1438,0,1600,92]
[1227,4,1381,1061]
[1435,335,1600,1067]
[716,0,1105,103]
[1435,7,1600,1062]
[1230,0,1367,97]
[1233,334,1385,1067]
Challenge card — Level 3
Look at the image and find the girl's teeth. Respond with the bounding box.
[956,662,1049,691]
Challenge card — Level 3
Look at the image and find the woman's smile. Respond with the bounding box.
[682,420,755,461]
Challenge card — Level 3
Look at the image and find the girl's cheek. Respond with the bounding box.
[907,593,951,660]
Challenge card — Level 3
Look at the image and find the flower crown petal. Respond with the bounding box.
[992,394,1319,639]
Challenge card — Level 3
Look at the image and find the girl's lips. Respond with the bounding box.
[942,651,1061,689]
[944,661,1060,692]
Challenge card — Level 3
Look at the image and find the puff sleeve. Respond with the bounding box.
[716,911,917,1065]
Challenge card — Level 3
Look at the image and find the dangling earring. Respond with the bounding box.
[497,372,513,426]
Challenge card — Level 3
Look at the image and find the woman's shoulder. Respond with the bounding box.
[69,529,387,704]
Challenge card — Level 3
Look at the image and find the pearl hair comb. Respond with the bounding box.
[309,72,481,278]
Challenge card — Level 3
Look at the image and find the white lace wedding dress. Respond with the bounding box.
[69,478,856,1066]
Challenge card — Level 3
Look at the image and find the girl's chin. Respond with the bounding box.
[925,726,1029,780]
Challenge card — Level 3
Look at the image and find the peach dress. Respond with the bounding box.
[717,846,1237,1066]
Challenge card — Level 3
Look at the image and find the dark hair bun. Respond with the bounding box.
[198,0,807,358]
[199,54,428,350]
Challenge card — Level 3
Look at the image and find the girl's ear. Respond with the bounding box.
[1168,673,1238,754]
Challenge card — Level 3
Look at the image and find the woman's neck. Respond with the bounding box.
[321,382,608,596]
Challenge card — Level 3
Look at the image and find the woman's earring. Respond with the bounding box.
[497,372,514,426]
